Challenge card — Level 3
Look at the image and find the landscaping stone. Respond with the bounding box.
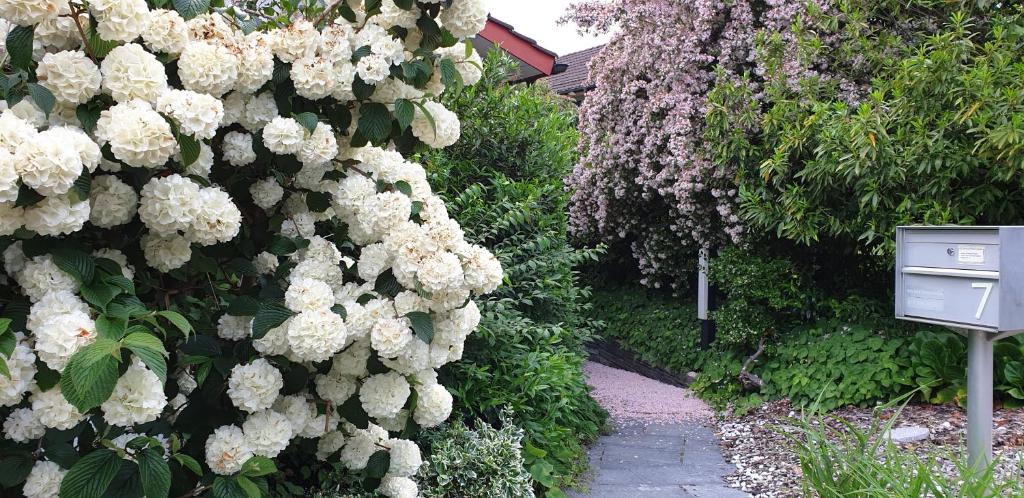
[887,426,930,444]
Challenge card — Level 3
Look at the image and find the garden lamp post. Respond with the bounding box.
[894,226,1024,469]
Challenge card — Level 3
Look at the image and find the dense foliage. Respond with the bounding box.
[0,1,503,497]
[426,54,606,491]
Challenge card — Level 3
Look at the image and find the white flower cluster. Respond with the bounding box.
[0,0,492,494]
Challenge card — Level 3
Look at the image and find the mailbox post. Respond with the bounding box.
[895,226,1024,468]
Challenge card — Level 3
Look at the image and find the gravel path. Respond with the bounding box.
[568,362,746,497]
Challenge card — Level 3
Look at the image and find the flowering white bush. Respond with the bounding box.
[0,0,491,496]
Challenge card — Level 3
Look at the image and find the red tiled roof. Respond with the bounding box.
[547,45,604,95]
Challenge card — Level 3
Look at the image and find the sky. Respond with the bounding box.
[485,0,613,56]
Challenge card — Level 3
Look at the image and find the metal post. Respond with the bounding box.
[966,328,993,469]
[698,249,715,349]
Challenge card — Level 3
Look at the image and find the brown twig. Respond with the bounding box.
[65,5,97,64]
[739,336,767,391]
[314,0,344,27]
[177,484,212,498]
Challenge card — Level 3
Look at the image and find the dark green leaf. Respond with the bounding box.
[0,453,34,488]
[52,248,95,284]
[330,304,347,319]
[60,449,122,498]
[227,296,261,316]
[138,448,171,498]
[95,315,128,341]
[123,333,169,383]
[26,83,56,117]
[212,477,247,498]
[240,456,276,477]
[394,99,414,131]
[69,172,92,204]
[80,281,120,311]
[266,236,297,256]
[14,184,44,208]
[156,310,193,337]
[358,103,392,144]
[394,180,412,196]
[172,0,211,20]
[406,311,434,344]
[251,302,294,340]
[173,454,203,476]
[60,339,122,412]
[438,57,463,92]
[340,395,369,429]
[373,269,402,298]
[177,134,201,167]
[181,335,221,357]
[84,21,118,59]
[352,75,375,100]
[306,191,332,213]
[6,25,34,72]
[77,104,101,134]
[365,451,390,479]
[236,476,261,498]
[292,112,318,132]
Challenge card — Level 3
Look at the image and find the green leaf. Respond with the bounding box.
[14,184,44,208]
[103,275,135,295]
[156,310,193,337]
[240,456,277,477]
[172,0,211,20]
[438,57,464,92]
[51,248,95,285]
[236,476,261,498]
[394,180,412,196]
[292,112,319,132]
[394,99,415,131]
[330,304,347,319]
[80,281,120,311]
[227,296,261,316]
[60,338,122,412]
[252,302,294,340]
[83,21,118,59]
[173,454,203,476]
[0,360,9,380]
[0,453,34,488]
[393,0,414,8]
[6,25,34,72]
[373,269,402,298]
[212,477,247,498]
[365,451,390,479]
[123,332,169,383]
[406,311,434,344]
[340,395,369,429]
[306,191,332,213]
[138,448,171,498]
[95,315,128,340]
[60,450,122,498]
[69,172,92,204]
[177,134,201,167]
[77,104,101,134]
[357,103,392,143]
[266,235,297,256]
[26,83,56,117]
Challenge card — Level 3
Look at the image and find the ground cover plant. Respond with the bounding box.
[0,1,503,497]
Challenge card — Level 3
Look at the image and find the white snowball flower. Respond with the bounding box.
[331,174,376,214]
[271,394,311,436]
[23,461,65,498]
[416,252,465,294]
[14,130,83,197]
[413,383,453,428]
[0,149,19,202]
[50,126,101,173]
[91,0,149,42]
[101,44,168,104]
[314,370,357,405]
[411,100,461,148]
[183,142,215,177]
[36,51,101,105]
[291,56,337,100]
[18,255,77,302]
[436,43,484,86]
[376,409,409,433]
[95,100,177,168]
[3,241,26,278]
[331,339,372,377]
[179,42,239,97]
[285,277,336,313]
[263,117,307,155]
[252,320,289,356]
[240,92,278,131]
[217,314,252,341]
[378,0,421,29]
[378,476,418,498]
[243,409,294,458]
[185,12,236,44]
[141,232,192,272]
[3,407,45,442]
[31,387,86,430]
[356,54,392,84]
[227,358,283,413]
[270,20,320,63]
[316,431,346,460]
[33,10,82,51]
[101,361,167,427]
[0,110,38,154]
[320,21,353,60]
[0,335,35,406]
[138,174,201,236]
[297,124,339,167]
[386,438,422,477]
[0,0,63,26]
[253,251,279,275]
[24,195,90,237]
[286,309,347,363]
[438,0,488,38]
[235,32,275,93]
[370,317,413,359]
[156,89,225,140]
[250,178,284,211]
[185,187,242,245]
[331,62,357,101]
[142,9,189,54]
[340,425,385,470]
[27,309,95,369]
[359,371,410,419]
[89,175,138,228]
[0,202,24,236]
[205,425,254,476]
[222,131,257,166]
[357,243,392,282]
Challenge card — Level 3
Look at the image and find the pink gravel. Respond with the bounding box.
[584,361,713,424]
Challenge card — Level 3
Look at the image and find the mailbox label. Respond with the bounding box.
[906,287,945,312]
[958,245,986,265]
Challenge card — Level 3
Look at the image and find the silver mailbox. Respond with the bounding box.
[895,226,1024,333]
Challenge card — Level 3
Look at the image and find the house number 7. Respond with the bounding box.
[972,282,994,319]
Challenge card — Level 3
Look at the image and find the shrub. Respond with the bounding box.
[417,411,535,498]
[0,1,500,497]
[425,54,606,490]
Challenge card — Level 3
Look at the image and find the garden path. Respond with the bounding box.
[567,362,748,498]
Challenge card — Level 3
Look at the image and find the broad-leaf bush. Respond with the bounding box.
[425,54,607,489]
[0,1,502,497]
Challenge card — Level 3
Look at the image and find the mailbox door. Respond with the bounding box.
[901,228,1000,271]
[902,271,999,329]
